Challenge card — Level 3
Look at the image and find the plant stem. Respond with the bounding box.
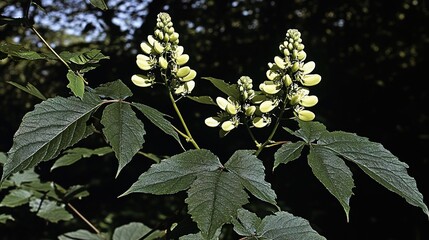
[168,91,200,149]
[67,203,102,235]
[30,26,72,70]
[254,98,288,156]
[245,122,260,148]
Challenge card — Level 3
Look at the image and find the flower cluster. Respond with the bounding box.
[205,76,272,133]
[263,29,321,121]
[131,13,197,95]
[205,29,322,133]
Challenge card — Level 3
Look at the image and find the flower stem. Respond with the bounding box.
[254,97,288,156]
[168,91,200,149]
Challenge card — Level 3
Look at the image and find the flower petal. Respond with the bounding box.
[205,117,220,127]
[301,74,321,86]
[300,95,318,107]
[131,74,153,87]
[302,61,315,74]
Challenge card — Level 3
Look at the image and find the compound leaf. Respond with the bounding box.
[58,229,104,240]
[0,189,33,207]
[308,146,354,221]
[186,95,217,105]
[1,94,101,182]
[225,150,277,207]
[318,131,429,217]
[29,198,73,223]
[274,141,305,169]
[132,103,183,149]
[232,208,261,237]
[94,79,132,100]
[121,149,221,196]
[291,120,327,143]
[0,214,15,224]
[101,102,145,177]
[256,211,326,240]
[113,222,161,240]
[0,42,47,60]
[66,71,85,99]
[7,81,46,100]
[185,171,249,239]
[202,77,240,100]
[51,147,112,171]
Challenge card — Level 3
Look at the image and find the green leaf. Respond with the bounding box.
[62,185,90,202]
[70,49,109,65]
[202,77,240,100]
[186,95,217,105]
[58,229,104,240]
[225,150,277,207]
[1,94,101,182]
[308,146,354,221]
[185,171,249,239]
[0,152,6,165]
[7,81,46,100]
[113,222,162,240]
[318,131,429,217]
[66,70,85,99]
[179,229,221,240]
[51,147,112,171]
[94,80,132,99]
[9,168,39,186]
[273,141,305,169]
[291,120,327,143]
[0,189,33,207]
[256,211,326,240]
[101,102,145,177]
[0,42,47,60]
[121,149,222,196]
[29,198,73,223]
[0,214,15,224]
[132,103,183,149]
[232,208,261,237]
[89,0,108,10]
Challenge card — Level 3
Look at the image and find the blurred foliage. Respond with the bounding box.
[0,0,428,239]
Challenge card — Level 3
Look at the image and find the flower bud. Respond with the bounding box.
[260,82,281,95]
[216,97,229,111]
[170,32,179,42]
[291,62,300,72]
[131,74,153,87]
[140,42,152,55]
[301,74,321,86]
[182,69,197,82]
[300,95,318,107]
[226,103,238,115]
[295,109,315,121]
[153,41,165,54]
[221,120,236,132]
[252,117,270,128]
[260,100,277,113]
[283,74,292,86]
[274,56,286,69]
[266,70,278,81]
[177,66,191,78]
[297,51,307,61]
[147,35,156,46]
[302,61,315,74]
[176,54,189,65]
[205,117,220,127]
[245,106,256,116]
[136,59,153,70]
[159,56,168,69]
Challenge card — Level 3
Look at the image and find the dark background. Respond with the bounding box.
[0,0,428,239]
